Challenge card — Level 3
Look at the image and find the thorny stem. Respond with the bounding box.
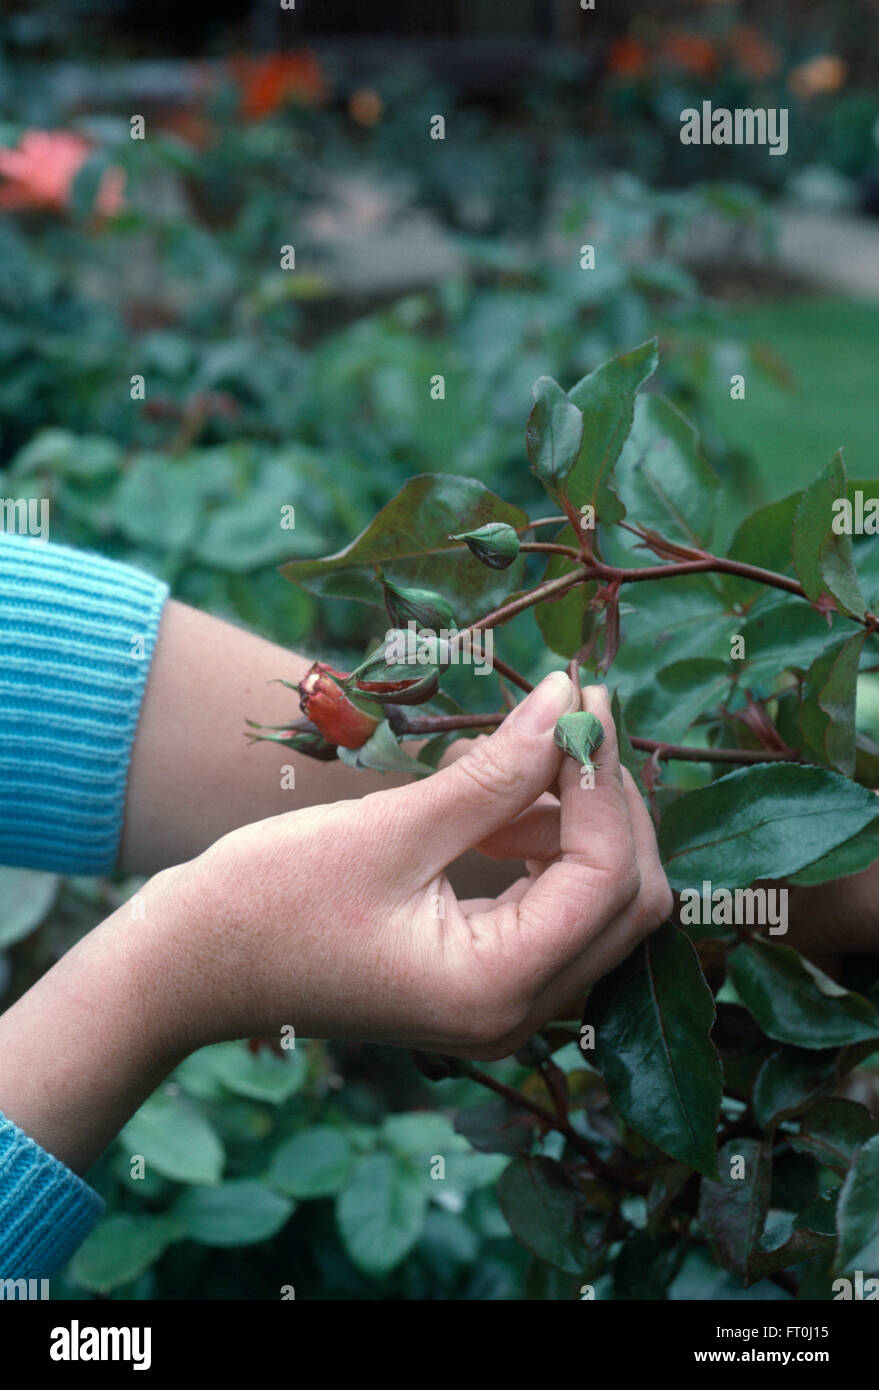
[520,541,581,559]
[467,1066,625,1184]
[469,565,591,630]
[397,711,806,766]
[515,516,568,533]
[466,530,879,638]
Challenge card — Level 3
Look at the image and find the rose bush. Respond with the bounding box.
[245,337,879,1299]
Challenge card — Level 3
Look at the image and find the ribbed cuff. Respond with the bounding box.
[0,534,169,875]
[0,1112,105,1278]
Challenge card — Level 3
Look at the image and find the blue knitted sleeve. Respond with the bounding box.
[0,533,169,1277]
[0,532,169,874]
[0,1112,106,1278]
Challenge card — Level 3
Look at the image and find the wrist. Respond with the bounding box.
[0,867,195,1174]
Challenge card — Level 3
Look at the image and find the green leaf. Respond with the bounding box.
[751,1047,836,1130]
[454,1101,534,1158]
[792,453,865,619]
[380,1111,464,1158]
[70,1214,179,1294]
[698,1138,772,1277]
[658,764,879,891]
[269,1127,356,1198]
[834,1134,879,1274]
[790,1098,879,1171]
[738,591,842,685]
[612,1230,685,1299]
[610,688,642,783]
[624,658,732,745]
[586,923,721,1177]
[209,1040,307,1103]
[194,493,303,573]
[119,1090,224,1185]
[746,1218,835,1283]
[787,819,879,886]
[799,632,865,776]
[723,492,802,606]
[525,376,584,502]
[553,710,605,772]
[534,524,597,659]
[70,150,114,220]
[497,1156,603,1275]
[281,474,527,617]
[10,428,121,482]
[335,1151,429,1275]
[728,939,879,1050]
[113,454,205,552]
[337,719,434,777]
[565,339,659,523]
[173,1179,294,1247]
[615,393,720,549]
[646,1163,693,1237]
[0,868,59,947]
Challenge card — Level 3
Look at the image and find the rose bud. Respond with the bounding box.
[376,568,456,631]
[450,522,520,569]
[347,636,440,705]
[298,661,381,749]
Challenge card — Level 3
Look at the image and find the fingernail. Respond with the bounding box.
[509,671,575,734]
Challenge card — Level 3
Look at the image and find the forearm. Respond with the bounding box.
[0,869,192,1175]
[117,598,519,899]
[118,598,415,874]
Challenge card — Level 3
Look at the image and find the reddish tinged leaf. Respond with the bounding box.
[698,1138,772,1277]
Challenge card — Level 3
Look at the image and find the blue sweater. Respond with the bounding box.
[0,532,169,1277]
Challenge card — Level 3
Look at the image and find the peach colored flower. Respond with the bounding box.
[348,87,384,128]
[0,130,124,215]
[788,55,848,98]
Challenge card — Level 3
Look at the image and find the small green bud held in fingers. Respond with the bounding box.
[553,710,605,776]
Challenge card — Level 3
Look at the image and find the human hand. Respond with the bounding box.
[164,674,673,1060]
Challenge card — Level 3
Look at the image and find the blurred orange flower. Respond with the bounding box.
[0,130,124,215]
[348,87,384,127]
[229,52,328,121]
[728,24,782,81]
[607,36,651,79]
[661,31,719,79]
[788,54,848,98]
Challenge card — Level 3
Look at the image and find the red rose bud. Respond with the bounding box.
[298,661,381,749]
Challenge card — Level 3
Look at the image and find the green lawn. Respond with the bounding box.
[710,296,879,508]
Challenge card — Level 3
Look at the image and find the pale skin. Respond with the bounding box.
[0,599,876,1179]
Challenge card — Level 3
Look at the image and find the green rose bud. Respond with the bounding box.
[346,634,440,706]
[376,568,456,630]
[553,711,605,774]
[450,522,520,570]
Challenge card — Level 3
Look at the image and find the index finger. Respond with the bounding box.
[515,684,640,974]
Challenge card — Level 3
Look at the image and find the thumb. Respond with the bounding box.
[390,670,578,881]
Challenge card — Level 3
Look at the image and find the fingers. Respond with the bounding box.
[384,671,578,882]
[474,797,560,861]
[515,686,640,980]
[440,737,562,862]
[517,766,674,1024]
